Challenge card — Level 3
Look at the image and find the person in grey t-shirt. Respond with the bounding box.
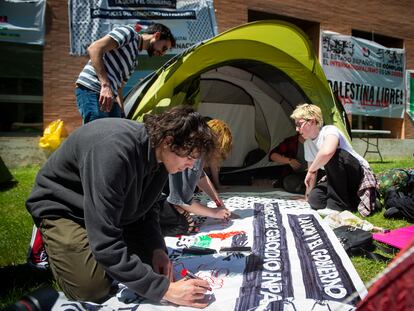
[159,119,233,236]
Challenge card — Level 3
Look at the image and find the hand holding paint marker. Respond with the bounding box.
[215,199,231,222]
[163,270,211,307]
[181,269,212,291]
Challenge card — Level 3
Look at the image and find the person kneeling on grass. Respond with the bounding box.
[159,119,233,236]
[26,106,216,308]
[290,103,377,216]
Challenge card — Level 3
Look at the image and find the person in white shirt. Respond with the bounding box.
[290,103,373,212]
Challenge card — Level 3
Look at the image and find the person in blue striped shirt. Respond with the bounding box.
[76,23,175,123]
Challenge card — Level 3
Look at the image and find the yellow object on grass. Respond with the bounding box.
[39,119,65,152]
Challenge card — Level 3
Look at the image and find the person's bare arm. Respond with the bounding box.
[270,152,301,170]
[175,175,230,219]
[207,162,223,190]
[197,175,221,204]
[304,134,339,200]
[304,161,317,200]
[116,82,125,114]
[178,201,230,219]
[87,35,118,112]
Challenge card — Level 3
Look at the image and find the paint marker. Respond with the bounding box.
[182,246,216,255]
[220,246,252,252]
[180,269,212,291]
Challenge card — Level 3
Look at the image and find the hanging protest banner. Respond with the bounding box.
[407,70,414,121]
[321,31,405,118]
[68,0,217,56]
[0,0,46,45]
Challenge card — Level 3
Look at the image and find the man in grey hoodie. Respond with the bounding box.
[26,106,216,308]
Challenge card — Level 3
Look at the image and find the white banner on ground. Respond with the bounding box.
[321,31,406,118]
[51,195,366,311]
[0,0,46,45]
[68,0,217,56]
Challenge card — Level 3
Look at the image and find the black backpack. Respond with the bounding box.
[333,225,393,261]
[333,225,374,255]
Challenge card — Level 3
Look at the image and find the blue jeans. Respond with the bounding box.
[75,85,123,124]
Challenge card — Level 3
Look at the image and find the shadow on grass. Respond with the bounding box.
[369,160,393,164]
[0,263,54,306]
[0,180,19,192]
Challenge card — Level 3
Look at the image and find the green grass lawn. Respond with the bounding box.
[0,158,413,307]
[349,158,413,283]
[0,165,55,307]
[0,166,40,267]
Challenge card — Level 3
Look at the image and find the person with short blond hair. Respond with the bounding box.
[290,103,377,216]
[290,103,324,129]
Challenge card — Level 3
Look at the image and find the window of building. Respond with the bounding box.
[0,42,43,134]
[351,115,383,130]
[351,30,404,49]
[248,10,320,54]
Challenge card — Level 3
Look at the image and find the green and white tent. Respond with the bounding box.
[125,20,349,173]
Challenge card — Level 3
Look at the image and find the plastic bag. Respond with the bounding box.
[39,119,65,152]
[324,210,374,231]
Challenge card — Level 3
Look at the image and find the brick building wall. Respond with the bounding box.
[43,0,85,133]
[43,0,414,137]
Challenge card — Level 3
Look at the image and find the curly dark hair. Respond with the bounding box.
[144,106,217,161]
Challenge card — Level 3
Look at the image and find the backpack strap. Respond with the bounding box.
[353,248,390,262]
[374,240,400,255]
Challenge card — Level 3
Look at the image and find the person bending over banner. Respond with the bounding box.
[159,119,233,236]
[75,23,175,123]
[290,103,377,216]
[26,106,215,308]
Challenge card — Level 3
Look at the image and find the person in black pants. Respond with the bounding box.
[290,103,377,215]
[306,149,363,211]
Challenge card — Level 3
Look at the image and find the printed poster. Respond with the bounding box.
[0,0,46,45]
[321,31,405,118]
[68,0,218,56]
[406,70,414,121]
